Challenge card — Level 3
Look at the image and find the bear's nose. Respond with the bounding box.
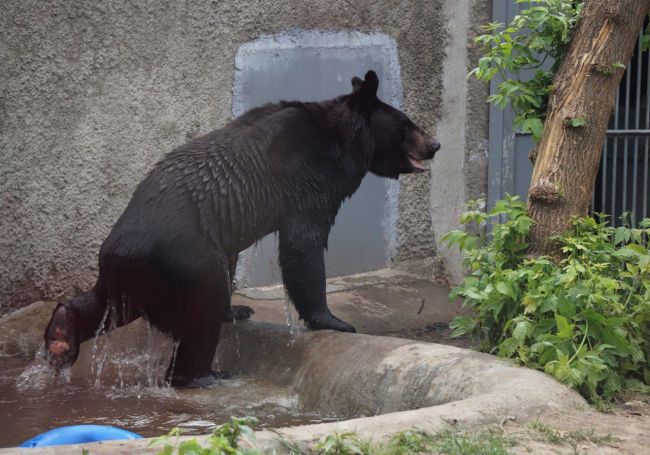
[429,140,441,157]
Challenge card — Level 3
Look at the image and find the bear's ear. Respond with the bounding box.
[361,70,379,97]
[351,77,363,93]
[349,70,379,110]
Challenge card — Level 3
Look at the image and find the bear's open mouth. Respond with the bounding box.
[408,155,428,172]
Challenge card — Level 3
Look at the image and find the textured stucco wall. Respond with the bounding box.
[0,0,489,315]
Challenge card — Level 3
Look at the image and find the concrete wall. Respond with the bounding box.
[0,0,490,315]
[428,0,491,284]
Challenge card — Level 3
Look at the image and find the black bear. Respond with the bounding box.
[44,70,440,386]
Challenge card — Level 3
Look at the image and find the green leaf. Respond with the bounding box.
[513,320,531,344]
[177,439,204,455]
[157,447,175,455]
[625,243,647,255]
[496,281,510,296]
[499,337,519,357]
[614,227,631,245]
[545,354,584,388]
[555,314,574,339]
[449,316,477,338]
[462,289,485,301]
[515,215,534,234]
[567,116,587,128]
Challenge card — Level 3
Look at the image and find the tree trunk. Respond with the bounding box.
[527,0,650,256]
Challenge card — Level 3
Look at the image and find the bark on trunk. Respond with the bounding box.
[527,0,650,256]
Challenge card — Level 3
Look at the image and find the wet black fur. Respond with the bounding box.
[44,71,439,386]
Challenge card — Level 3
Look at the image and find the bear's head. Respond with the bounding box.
[348,70,440,179]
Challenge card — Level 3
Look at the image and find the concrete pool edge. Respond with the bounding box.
[0,274,588,454]
[0,321,587,454]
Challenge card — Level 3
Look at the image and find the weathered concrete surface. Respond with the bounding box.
[216,323,587,418]
[0,0,472,316]
[0,298,55,358]
[0,271,587,454]
[234,268,469,337]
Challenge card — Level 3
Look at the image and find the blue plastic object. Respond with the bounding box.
[19,425,142,448]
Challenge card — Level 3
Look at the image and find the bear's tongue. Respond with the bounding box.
[408,156,428,171]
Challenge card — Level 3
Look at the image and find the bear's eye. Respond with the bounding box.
[400,127,412,143]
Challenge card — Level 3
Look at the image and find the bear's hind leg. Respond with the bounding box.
[166,307,226,388]
[156,243,232,387]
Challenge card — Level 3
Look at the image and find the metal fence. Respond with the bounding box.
[592,28,650,226]
[488,10,650,227]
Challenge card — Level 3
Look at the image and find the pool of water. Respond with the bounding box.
[0,353,344,448]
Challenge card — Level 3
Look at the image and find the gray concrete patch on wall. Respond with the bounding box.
[232,29,403,287]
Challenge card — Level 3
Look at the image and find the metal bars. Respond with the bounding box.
[593,27,650,227]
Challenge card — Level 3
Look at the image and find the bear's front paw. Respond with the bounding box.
[307,313,356,333]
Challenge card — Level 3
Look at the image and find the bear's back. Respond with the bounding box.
[102,100,356,260]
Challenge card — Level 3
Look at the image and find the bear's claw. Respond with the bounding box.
[307,313,356,333]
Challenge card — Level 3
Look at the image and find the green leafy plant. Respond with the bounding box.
[527,419,615,447]
[443,195,650,403]
[469,0,583,141]
[149,417,260,455]
[151,424,519,455]
[432,429,513,455]
[385,431,432,455]
[314,432,373,455]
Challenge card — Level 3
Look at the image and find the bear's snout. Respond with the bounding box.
[428,139,441,158]
[411,129,440,161]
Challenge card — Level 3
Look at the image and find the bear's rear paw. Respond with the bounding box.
[44,304,80,368]
[307,312,356,333]
[170,370,231,388]
[226,305,255,322]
